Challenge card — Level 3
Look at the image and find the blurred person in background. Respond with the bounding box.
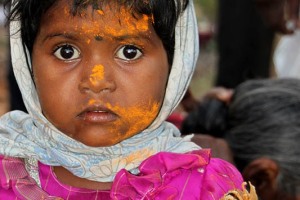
[182,78,300,200]
[215,0,300,89]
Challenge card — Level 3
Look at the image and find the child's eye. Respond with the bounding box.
[53,44,80,61]
[116,45,143,61]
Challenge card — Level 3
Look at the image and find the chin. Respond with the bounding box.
[76,135,123,147]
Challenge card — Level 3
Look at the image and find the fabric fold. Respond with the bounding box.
[111,149,244,200]
[0,155,58,199]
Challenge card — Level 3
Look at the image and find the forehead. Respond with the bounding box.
[41,0,153,37]
[47,0,151,19]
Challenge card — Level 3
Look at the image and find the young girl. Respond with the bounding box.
[0,0,256,199]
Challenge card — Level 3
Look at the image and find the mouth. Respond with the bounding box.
[77,104,118,123]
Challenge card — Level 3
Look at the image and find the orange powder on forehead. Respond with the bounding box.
[97,9,104,15]
[89,64,104,85]
[117,7,150,33]
[135,14,150,32]
[67,5,152,39]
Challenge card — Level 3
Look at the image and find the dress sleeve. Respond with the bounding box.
[0,155,58,200]
[200,157,244,199]
[0,155,20,199]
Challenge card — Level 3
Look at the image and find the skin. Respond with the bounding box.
[32,0,169,149]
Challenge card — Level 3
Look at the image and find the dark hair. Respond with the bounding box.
[5,0,188,65]
[183,78,300,197]
[181,97,228,137]
[226,78,300,196]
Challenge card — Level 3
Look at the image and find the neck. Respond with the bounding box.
[53,166,112,190]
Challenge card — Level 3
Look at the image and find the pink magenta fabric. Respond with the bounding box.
[0,149,243,199]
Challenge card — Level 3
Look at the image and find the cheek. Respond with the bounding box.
[155,52,169,100]
[154,68,169,102]
[107,101,161,137]
[33,64,76,119]
[35,79,61,115]
[126,102,160,133]
[34,71,50,107]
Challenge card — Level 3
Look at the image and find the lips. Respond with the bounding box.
[77,105,118,123]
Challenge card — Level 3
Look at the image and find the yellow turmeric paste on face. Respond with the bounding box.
[97,9,104,15]
[88,99,96,105]
[89,64,104,85]
[107,101,160,138]
[64,5,152,40]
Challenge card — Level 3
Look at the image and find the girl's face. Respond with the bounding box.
[32,0,169,147]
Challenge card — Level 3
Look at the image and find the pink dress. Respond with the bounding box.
[0,149,243,199]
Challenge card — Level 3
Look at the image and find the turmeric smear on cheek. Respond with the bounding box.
[107,102,160,138]
[89,64,104,85]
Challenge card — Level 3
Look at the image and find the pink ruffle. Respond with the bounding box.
[0,150,243,199]
[111,149,243,200]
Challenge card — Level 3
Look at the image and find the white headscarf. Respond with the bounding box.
[0,0,200,182]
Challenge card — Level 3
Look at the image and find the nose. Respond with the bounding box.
[78,64,116,94]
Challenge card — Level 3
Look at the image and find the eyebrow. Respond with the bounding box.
[42,33,80,43]
[114,33,151,42]
[43,32,152,43]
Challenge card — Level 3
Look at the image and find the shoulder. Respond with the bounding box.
[0,155,23,199]
[111,149,244,199]
[191,134,234,163]
[0,155,52,199]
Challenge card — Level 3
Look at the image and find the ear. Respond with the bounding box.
[242,157,279,199]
